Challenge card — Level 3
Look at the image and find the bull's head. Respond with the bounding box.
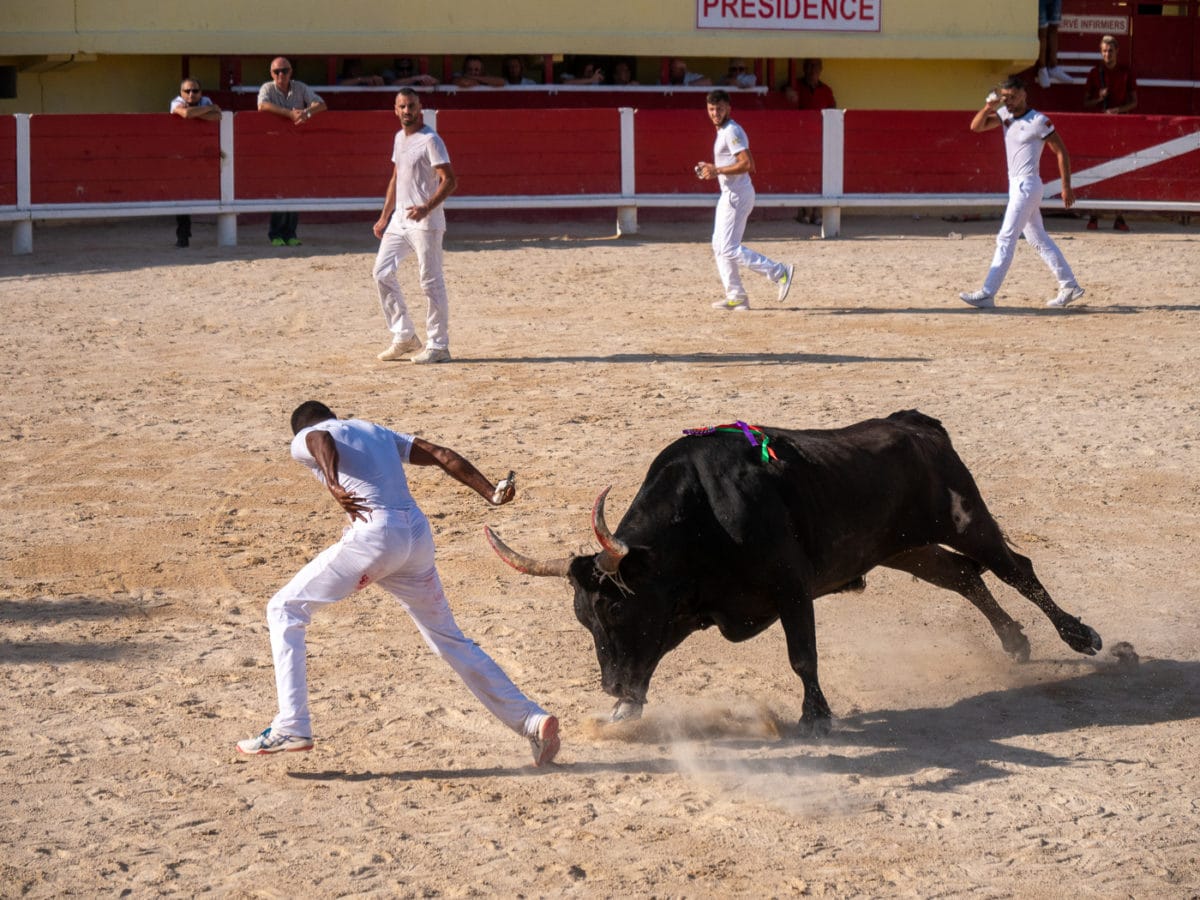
[485,488,663,721]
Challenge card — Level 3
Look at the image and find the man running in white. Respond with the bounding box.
[374,89,457,364]
[236,401,561,767]
[959,76,1085,309]
[695,89,794,312]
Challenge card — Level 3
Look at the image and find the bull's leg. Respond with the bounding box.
[777,593,832,737]
[883,545,1031,662]
[944,516,1102,656]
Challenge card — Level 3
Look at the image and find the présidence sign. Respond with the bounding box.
[697,0,882,32]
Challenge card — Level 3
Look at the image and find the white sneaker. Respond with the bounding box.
[712,298,750,311]
[959,289,995,309]
[236,727,313,755]
[1037,67,1051,89]
[1048,66,1073,84]
[529,714,560,767]
[776,263,795,303]
[411,346,451,364]
[377,335,422,361]
[1047,285,1085,308]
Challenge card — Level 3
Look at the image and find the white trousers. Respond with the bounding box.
[266,509,545,738]
[712,186,785,301]
[373,228,450,350]
[982,177,1078,296]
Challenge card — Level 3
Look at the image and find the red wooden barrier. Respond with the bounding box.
[0,117,15,206]
[437,108,620,195]
[843,110,1200,201]
[29,114,221,204]
[843,111,999,194]
[233,111,394,200]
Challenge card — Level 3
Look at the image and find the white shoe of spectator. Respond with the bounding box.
[1037,67,1052,89]
[1048,66,1073,84]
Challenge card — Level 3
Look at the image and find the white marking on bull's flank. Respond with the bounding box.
[949,490,971,533]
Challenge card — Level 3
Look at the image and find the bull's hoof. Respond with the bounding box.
[1000,624,1031,663]
[1063,619,1103,656]
[797,714,832,739]
[610,700,644,722]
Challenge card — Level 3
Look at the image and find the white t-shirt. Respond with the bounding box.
[170,95,214,113]
[292,419,416,513]
[713,119,753,194]
[998,106,1055,181]
[386,125,452,233]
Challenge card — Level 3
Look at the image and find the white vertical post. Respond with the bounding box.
[13,114,32,255]
[821,108,844,238]
[217,109,237,246]
[616,107,638,235]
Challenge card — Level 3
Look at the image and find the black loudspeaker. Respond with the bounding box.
[0,67,17,99]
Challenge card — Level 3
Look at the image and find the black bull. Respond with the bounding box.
[486,410,1102,735]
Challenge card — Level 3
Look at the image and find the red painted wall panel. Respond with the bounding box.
[234,111,394,200]
[436,109,620,195]
[0,117,15,206]
[844,111,1000,194]
[29,114,221,204]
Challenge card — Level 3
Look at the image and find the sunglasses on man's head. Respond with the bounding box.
[182,88,200,93]
[272,68,291,75]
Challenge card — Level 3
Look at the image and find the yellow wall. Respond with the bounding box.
[1,0,1038,114]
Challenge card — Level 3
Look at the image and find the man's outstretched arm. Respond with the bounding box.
[409,437,515,506]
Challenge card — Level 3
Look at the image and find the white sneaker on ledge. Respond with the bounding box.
[1037,67,1052,89]
[1048,66,1073,84]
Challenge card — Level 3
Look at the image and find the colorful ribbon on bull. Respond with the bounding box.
[682,420,777,462]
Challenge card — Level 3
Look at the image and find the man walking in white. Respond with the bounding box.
[695,89,793,312]
[374,89,456,364]
[959,76,1085,309]
[236,400,560,768]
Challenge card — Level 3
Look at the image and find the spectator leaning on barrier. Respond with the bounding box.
[1084,35,1138,231]
[721,59,757,89]
[667,58,711,87]
[453,56,506,88]
[383,57,438,87]
[257,57,327,247]
[502,56,537,85]
[169,78,221,249]
[785,59,835,227]
[611,60,639,86]
[338,58,384,87]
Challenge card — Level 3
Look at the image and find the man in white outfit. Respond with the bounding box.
[374,89,456,364]
[695,89,794,312]
[959,76,1085,309]
[236,401,561,767]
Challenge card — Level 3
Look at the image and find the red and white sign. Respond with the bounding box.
[697,0,882,32]
[1061,14,1129,35]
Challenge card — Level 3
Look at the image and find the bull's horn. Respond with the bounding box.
[592,487,630,570]
[484,525,572,578]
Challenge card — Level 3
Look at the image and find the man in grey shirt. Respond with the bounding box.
[257,57,327,246]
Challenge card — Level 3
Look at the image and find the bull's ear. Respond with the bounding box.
[484,526,573,577]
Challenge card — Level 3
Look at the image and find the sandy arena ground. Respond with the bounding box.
[1,211,1198,897]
